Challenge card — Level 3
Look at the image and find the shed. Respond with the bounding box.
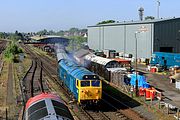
[88,17,180,58]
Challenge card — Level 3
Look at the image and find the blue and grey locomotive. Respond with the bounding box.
[56,47,102,104]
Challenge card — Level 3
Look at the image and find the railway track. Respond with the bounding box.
[21,60,49,102]
[83,110,110,120]
[21,44,147,120]
[102,91,146,120]
[21,44,106,119]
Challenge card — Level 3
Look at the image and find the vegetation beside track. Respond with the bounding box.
[0,43,31,119]
[0,62,8,106]
[0,61,18,119]
[3,42,23,62]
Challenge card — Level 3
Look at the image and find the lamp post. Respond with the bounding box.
[135,31,140,97]
[134,27,148,97]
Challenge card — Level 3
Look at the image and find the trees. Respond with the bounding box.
[0,32,6,39]
[0,31,24,41]
[36,29,48,36]
[145,16,155,20]
[97,20,116,25]
[35,28,87,37]
[56,30,64,36]
[67,36,87,51]
[4,42,23,60]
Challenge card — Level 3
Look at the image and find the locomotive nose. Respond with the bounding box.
[85,90,89,93]
[95,90,99,94]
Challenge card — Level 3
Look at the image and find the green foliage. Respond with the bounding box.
[68,36,87,43]
[4,43,23,61]
[0,30,24,41]
[36,29,48,36]
[0,32,7,39]
[145,16,155,20]
[4,46,13,59]
[56,30,64,36]
[66,36,87,51]
[97,20,116,25]
[35,28,87,37]
[69,28,79,33]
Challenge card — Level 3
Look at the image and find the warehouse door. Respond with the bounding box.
[160,47,173,53]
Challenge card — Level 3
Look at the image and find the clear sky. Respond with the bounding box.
[0,0,179,32]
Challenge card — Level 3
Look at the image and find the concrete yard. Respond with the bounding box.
[136,63,180,108]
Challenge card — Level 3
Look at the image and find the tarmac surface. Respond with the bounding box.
[135,63,180,108]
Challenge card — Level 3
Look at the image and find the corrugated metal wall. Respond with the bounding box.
[88,23,154,58]
[104,26,125,52]
[125,24,153,58]
[154,19,180,53]
[88,27,100,50]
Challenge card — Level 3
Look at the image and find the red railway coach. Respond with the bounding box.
[24,93,74,120]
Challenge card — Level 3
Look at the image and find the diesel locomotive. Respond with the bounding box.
[56,47,102,104]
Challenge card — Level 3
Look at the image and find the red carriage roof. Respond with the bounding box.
[25,93,62,109]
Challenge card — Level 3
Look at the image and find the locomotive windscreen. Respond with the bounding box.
[83,75,99,80]
[92,80,100,87]
[81,81,90,87]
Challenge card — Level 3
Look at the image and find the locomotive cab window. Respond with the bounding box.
[81,81,90,87]
[92,80,100,87]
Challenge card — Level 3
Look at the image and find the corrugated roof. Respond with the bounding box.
[88,17,180,27]
[84,54,120,67]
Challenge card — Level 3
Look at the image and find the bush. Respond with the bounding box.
[4,43,23,61]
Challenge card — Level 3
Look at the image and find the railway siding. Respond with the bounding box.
[22,44,167,120]
[21,44,107,120]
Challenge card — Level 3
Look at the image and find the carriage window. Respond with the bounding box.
[92,80,100,87]
[81,81,90,87]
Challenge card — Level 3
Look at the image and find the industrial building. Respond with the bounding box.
[88,18,180,58]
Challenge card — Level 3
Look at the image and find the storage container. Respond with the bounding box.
[146,88,156,100]
[150,67,157,72]
[139,87,145,96]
